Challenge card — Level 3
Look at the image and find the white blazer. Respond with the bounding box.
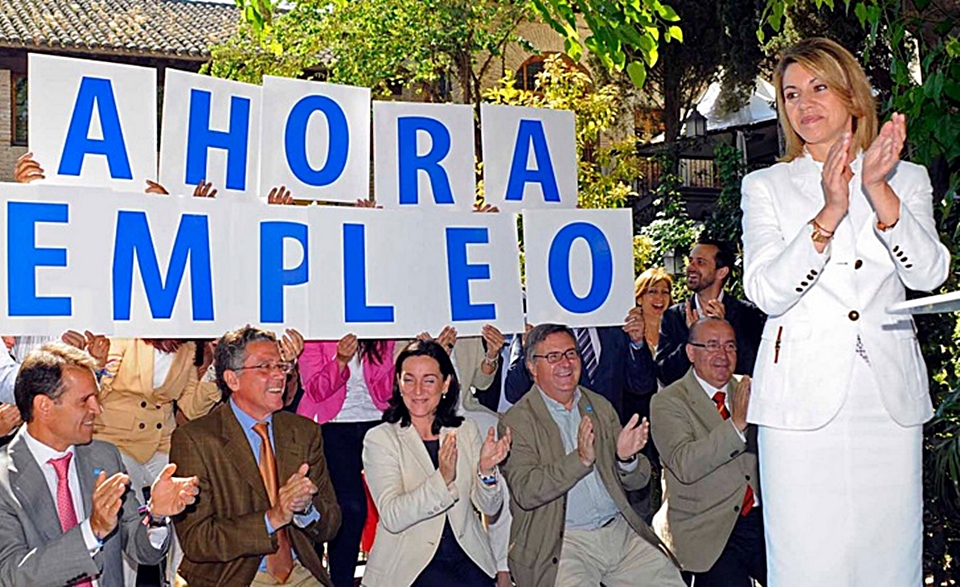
[741,153,949,429]
[361,418,502,586]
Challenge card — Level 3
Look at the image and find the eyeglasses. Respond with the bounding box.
[233,361,296,375]
[532,349,580,364]
[688,341,737,353]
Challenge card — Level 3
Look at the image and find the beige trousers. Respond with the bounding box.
[250,561,323,586]
[555,515,684,587]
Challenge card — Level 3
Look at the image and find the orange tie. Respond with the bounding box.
[712,392,755,517]
[253,422,295,583]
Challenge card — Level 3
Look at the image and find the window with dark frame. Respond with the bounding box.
[517,57,546,92]
[12,74,27,146]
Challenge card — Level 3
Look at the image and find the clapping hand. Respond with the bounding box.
[819,132,853,227]
[268,463,318,529]
[278,328,304,361]
[684,300,701,328]
[0,403,22,437]
[90,471,130,540]
[577,415,596,467]
[84,331,109,369]
[730,376,751,433]
[148,463,200,517]
[702,298,726,320]
[335,334,359,370]
[479,426,512,475]
[862,113,905,193]
[616,414,649,461]
[439,432,459,485]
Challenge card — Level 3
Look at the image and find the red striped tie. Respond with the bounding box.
[712,392,755,517]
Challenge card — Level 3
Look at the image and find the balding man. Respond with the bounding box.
[651,317,766,586]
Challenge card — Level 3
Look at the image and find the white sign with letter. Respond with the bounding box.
[260,77,370,203]
[28,54,157,192]
[481,104,577,212]
[522,208,634,327]
[159,69,262,199]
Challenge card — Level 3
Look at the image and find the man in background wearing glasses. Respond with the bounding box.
[498,323,684,587]
[650,317,766,586]
[170,325,341,586]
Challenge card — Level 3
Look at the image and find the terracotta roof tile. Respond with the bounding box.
[0,0,239,59]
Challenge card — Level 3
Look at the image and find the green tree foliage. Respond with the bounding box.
[482,56,643,210]
[637,155,703,294]
[208,0,530,106]
[760,0,959,580]
[702,143,747,297]
[645,0,767,145]
[529,0,683,88]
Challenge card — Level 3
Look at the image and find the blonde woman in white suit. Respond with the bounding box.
[741,37,949,587]
[362,340,511,587]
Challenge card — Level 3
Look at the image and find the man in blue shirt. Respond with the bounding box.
[171,326,341,586]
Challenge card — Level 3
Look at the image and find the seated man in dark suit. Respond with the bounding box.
[651,317,766,586]
[171,325,341,586]
[657,238,765,387]
[504,308,657,424]
[0,342,197,586]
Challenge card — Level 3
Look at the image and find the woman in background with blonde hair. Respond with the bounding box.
[633,268,673,362]
[741,37,949,586]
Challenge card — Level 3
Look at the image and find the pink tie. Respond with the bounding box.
[48,454,93,586]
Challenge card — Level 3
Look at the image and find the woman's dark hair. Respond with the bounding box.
[358,339,385,364]
[382,339,463,434]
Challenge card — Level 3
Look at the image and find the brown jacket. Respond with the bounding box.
[170,402,341,586]
[96,339,220,463]
[499,385,678,587]
[650,370,761,572]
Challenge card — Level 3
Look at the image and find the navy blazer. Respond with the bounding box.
[504,326,657,423]
[655,295,766,388]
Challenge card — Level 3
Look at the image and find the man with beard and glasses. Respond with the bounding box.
[656,239,765,387]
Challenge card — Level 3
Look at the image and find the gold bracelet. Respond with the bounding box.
[877,217,900,231]
[811,218,834,236]
[811,221,833,243]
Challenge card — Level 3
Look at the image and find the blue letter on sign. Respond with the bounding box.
[504,119,560,203]
[547,222,613,314]
[7,202,71,316]
[58,77,133,180]
[113,211,214,321]
[260,221,309,323]
[285,95,349,187]
[343,223,394,322]
[446,227,495,321]
[397,117,454,205]
[185,89,250,191]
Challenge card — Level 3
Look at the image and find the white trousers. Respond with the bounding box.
[758,357,923,587]
[120,450,183,587]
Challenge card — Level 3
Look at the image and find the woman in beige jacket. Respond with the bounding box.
[96,338,221,585]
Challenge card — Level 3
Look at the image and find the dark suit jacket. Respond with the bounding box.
[0,430,164,586]
[504,326,657,423]
[170,402,341,587]
[656,296,765,387]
